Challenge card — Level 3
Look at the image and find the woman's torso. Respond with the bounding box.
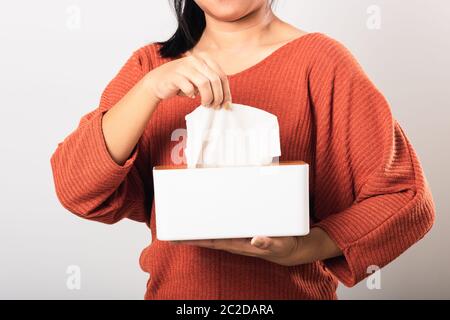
[138,32,339,299]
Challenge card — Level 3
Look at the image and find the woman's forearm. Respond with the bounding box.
[101,75,160,165]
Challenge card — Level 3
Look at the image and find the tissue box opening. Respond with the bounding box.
[153,161,310,241]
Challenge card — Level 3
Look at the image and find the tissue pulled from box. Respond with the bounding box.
[184,104,281,168]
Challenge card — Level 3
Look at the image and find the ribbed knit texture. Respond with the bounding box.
[50,33,435,299]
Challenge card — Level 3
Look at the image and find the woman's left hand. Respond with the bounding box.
[171,227,342,266]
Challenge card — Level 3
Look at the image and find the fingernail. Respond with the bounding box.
[252,238,263,247]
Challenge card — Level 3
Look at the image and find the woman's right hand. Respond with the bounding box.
[101,51,232,165]
[145,53,232,109]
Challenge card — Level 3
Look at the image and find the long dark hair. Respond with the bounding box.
[158,0,274,58]
[158,1,206,58]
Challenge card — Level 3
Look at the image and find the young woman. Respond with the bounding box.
[51,0,435,299]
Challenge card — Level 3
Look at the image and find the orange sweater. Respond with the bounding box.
[51,33,435,299]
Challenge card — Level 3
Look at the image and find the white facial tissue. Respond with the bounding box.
[184,104,281,168]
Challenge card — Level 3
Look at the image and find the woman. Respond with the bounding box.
[51,0,435,299]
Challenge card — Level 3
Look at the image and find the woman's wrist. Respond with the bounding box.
[290,227,343,265]
[142,72,163,106]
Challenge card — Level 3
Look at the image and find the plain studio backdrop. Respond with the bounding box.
[0,0,449,299]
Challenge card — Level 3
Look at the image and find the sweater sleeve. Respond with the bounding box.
[308,37,435,287]
[51,48,152,224]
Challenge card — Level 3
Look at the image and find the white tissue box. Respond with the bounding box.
[153,161,310,241]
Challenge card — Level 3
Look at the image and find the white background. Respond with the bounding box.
[0,0,449,299]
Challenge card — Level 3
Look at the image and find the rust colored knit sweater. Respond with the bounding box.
[51,33,435,299]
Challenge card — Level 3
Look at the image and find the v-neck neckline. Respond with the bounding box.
[225,32,321,79]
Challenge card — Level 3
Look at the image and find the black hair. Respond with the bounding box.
[158,0,206,58]
[158,0,274,58]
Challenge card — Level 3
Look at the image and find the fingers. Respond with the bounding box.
[178,65,214,106]
[200,55,232,109]
[172,236,300,266]
[181,54,231,108]
[178,239,237,251]
[252,236,299,256]
[190,57,224,108]
[178,238,269,258]
[179,239,218,248]
[251,236,274,250]
[172,74,196,98]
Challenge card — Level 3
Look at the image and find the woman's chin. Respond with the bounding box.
[196,0,266,22]
[202,7,246,22]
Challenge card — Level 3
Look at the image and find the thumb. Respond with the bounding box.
[251,236,274,250]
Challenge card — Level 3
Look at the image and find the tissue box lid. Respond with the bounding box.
[153,160,307,170]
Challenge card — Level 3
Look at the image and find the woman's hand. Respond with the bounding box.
[144,52,232,109]
[102,52,231,165]
[172,227,343,266]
